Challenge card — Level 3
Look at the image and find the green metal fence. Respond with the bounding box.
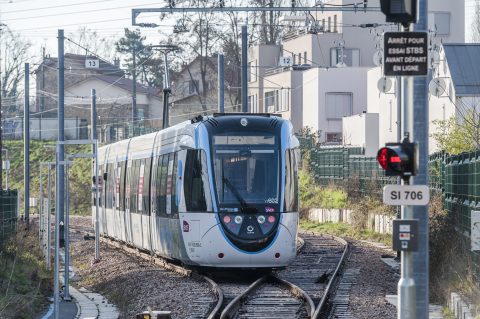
[0,189,18,241]
[299,136,480,271]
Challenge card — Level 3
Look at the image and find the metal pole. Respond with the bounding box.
[39,164,43,247]
[162,52,171,129]
[132,48,137,137]
[53,159,59,319]
[218,53,225,113]
[0,23,4,191]
[58,29,65,248]
[54,29,65,319]
[412,1,429,317]
[64,160,70,301]
[398,27,416,317]
[47,164,51,270]
[92,89,100,260]
[24,63,30,225]
[95,140,100,260]
[241,24,248,113]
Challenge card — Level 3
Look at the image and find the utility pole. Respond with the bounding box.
[131,48,137,137]
[24,63,30,226]
[54,29,65,319]
[411,1,429,317]
[378,1,429,318]
[149,45,179,129]
[91,89,100,260]
[0,23,5,190]
[57,30,65,249]
[218,53,225,113]
[241,24,248,113]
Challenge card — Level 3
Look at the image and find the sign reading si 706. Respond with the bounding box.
[383,185,430,206]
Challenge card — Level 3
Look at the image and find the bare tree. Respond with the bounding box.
[473,0,480,42]
[1,25,32,112]
[66,27,116,61]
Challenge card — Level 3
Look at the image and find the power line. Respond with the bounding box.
[1,0,118,14]
[1,2,163,22]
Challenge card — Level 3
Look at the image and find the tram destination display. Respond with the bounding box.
[383,32,428,76]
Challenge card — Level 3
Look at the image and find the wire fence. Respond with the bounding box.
[299,133,480,272]
[0,189,18,243]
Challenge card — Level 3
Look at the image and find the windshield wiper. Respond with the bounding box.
[222,177,258,214]
[222,177,247,209]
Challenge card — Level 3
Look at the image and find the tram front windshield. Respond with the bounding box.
[212,134,279,207]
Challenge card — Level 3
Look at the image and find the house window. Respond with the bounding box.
[265,89,290,113]
[334,15,337,32]
[304,51,307,64]
[248,95,258,113]
[328,17,331,32]
[322,19,325,31]
[248,60,257,82]
[265,91,275,113]
[326,133,342,143]
[189,80,199,94]
[429,12,450,36]
[330,47,360,67]
[325,92,353,120]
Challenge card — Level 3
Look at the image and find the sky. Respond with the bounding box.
[0,0,181,59]
[1,0,477,61]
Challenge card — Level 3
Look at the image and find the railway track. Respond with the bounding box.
[70,223,348,319]
[213,232,349,319]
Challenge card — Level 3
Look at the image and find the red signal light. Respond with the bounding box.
[376,141,417,178]
[377,148,389,169]
[390,156,401,163]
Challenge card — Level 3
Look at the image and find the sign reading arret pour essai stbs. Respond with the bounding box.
[383,32,428,76]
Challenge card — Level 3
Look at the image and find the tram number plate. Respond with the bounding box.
[383,185,429,206]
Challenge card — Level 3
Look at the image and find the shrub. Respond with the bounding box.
[299,170,347,215]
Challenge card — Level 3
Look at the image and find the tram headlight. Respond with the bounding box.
[257,215,266,224]
[234,215,243,224]
[223,215,231,223]
[268,215,275,223]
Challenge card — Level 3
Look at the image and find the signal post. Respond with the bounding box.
[378,1,429,318]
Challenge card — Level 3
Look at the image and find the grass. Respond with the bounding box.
[299,170,347,210]
[0,224,52,318]
[3,140,92,216]
[300,219,392,247]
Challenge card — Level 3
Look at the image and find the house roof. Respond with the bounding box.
[66,74,161,97]
[35,53,124,77]
[443,44,480,96]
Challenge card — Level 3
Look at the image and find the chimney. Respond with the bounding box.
[113,57,120,68]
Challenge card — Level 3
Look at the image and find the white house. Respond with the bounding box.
[249,0,465,145]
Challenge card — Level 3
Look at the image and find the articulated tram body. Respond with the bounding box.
[94,114,299,268]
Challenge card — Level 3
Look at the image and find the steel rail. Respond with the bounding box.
[312,233,350,318]
[220,274,314,319]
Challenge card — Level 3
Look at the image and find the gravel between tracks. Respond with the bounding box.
[346,239,398,319]
[70,217,398,319]
[70,216,211,319]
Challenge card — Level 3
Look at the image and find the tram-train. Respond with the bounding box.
[93,113,299,268]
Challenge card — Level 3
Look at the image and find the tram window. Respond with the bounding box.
[143,156,152,215]
[126,161,132,211]
[156,154,169,215]
[171,152,178,215]
[137,160,145,214]
[119,161,126,211]
[284,149,299,212]
[106,164,114,209]
[130,159,141,213]
[184,150,208,211]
